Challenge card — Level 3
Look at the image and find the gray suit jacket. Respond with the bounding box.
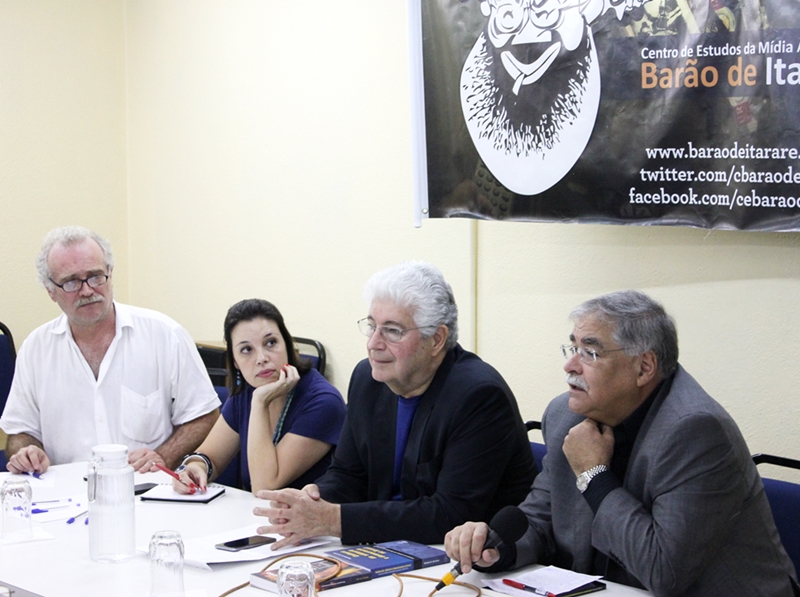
[513,365,797,596]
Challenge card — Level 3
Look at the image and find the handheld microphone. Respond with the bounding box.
[434,505,528,592]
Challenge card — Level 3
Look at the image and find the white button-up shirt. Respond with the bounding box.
[1,302,220,464]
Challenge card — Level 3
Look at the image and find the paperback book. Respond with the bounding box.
[250,541,450,592]
[325,545,415,578]
[250,558,371,593]
[378,540,450,569]
[325,541,449,578]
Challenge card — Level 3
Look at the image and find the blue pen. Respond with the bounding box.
[32,498,72,505]
[67,511,88,524]
[25,471,42,479]
[31,502,77,514]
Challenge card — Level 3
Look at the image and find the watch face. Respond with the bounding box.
[576,472,590,492]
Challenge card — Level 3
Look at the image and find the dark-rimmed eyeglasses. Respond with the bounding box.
[50,273,109,293]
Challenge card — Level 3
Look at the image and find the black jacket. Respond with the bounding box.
[317,344,536,544]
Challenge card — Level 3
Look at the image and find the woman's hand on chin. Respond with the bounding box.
[252,364,300,406]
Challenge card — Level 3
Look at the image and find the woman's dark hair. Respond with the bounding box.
[223,299,312,394]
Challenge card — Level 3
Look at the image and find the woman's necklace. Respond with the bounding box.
[271,387,295,445]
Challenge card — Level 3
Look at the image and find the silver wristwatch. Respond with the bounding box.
[576,465,609,493]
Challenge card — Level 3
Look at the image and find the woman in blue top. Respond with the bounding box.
[173,299,346,494]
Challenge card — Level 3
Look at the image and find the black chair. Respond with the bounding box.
[196,344,228,388]
[0,321,16,417]
[196,337,327,388]
[293,337,326,376]
[753,453,800,577]
[0,321,17,469]
[525,420,546,473]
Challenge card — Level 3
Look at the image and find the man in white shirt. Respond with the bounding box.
[1,226,220,474]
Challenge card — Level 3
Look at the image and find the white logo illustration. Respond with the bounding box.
[461,0,641,195]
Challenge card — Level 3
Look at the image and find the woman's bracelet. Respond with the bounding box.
[179,452,213,479]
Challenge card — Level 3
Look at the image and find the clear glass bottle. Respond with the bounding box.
[87,444,135,562]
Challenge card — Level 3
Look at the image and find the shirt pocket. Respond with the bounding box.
[120,386,166,443]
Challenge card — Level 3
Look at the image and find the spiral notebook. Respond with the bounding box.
[139,483,226,504]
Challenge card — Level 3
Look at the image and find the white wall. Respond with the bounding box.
[0,0,128,337]
[123,1,477,389]
[476,222,800,464]
[1,0,798,476]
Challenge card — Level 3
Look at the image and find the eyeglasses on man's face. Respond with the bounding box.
[357,318,434,344]
[50,273,109,293]
[560,343,626,364]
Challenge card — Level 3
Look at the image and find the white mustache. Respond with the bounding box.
[75,295,103,308]
[566,374,588,391]
[501,42,562,95]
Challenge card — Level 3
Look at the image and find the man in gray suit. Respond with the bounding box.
[445,290,799,596]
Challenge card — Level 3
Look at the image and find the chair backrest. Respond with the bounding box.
[753,453,800,578]
[196,336,327,388]
[196,344,228,387]
[525,420,546,473]
[0,321,17,417]
[293,337,326,376]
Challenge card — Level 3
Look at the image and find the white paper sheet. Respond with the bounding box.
[137,524,331,570]
[486,566,603,596]
[138,482,226,503]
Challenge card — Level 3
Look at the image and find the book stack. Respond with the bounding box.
[250,540,449,592]
[251,558,371,592]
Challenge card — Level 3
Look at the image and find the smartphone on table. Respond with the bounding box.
[215,535,276,552]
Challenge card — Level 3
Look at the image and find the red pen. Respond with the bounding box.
[154,463,200,492]
[502,578,557,597]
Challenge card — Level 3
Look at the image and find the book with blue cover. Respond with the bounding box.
[325,545,416,578]
[377,540,450,569]
[325,541,449,578]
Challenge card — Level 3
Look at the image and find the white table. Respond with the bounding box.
[0,463,651,597]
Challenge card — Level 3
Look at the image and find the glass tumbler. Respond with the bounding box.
[1,478,33,542]
[276,560,315,597]
[149,530,185,597]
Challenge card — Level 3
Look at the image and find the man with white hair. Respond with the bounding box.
[1,226,219,474]
[445,290,799,596]
[255,261,535,546]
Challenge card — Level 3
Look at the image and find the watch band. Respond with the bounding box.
[576,464,608,493]
[181,452,213,479]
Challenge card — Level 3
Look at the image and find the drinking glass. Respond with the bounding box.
[1,478,33,542]
[149,530,185,597]
[276,560,315,597]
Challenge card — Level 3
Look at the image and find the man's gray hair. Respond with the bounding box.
[36,226,115,290]
[364,261,458,350]
[570,290,679,377]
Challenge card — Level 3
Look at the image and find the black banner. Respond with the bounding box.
[415,0,800,231]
